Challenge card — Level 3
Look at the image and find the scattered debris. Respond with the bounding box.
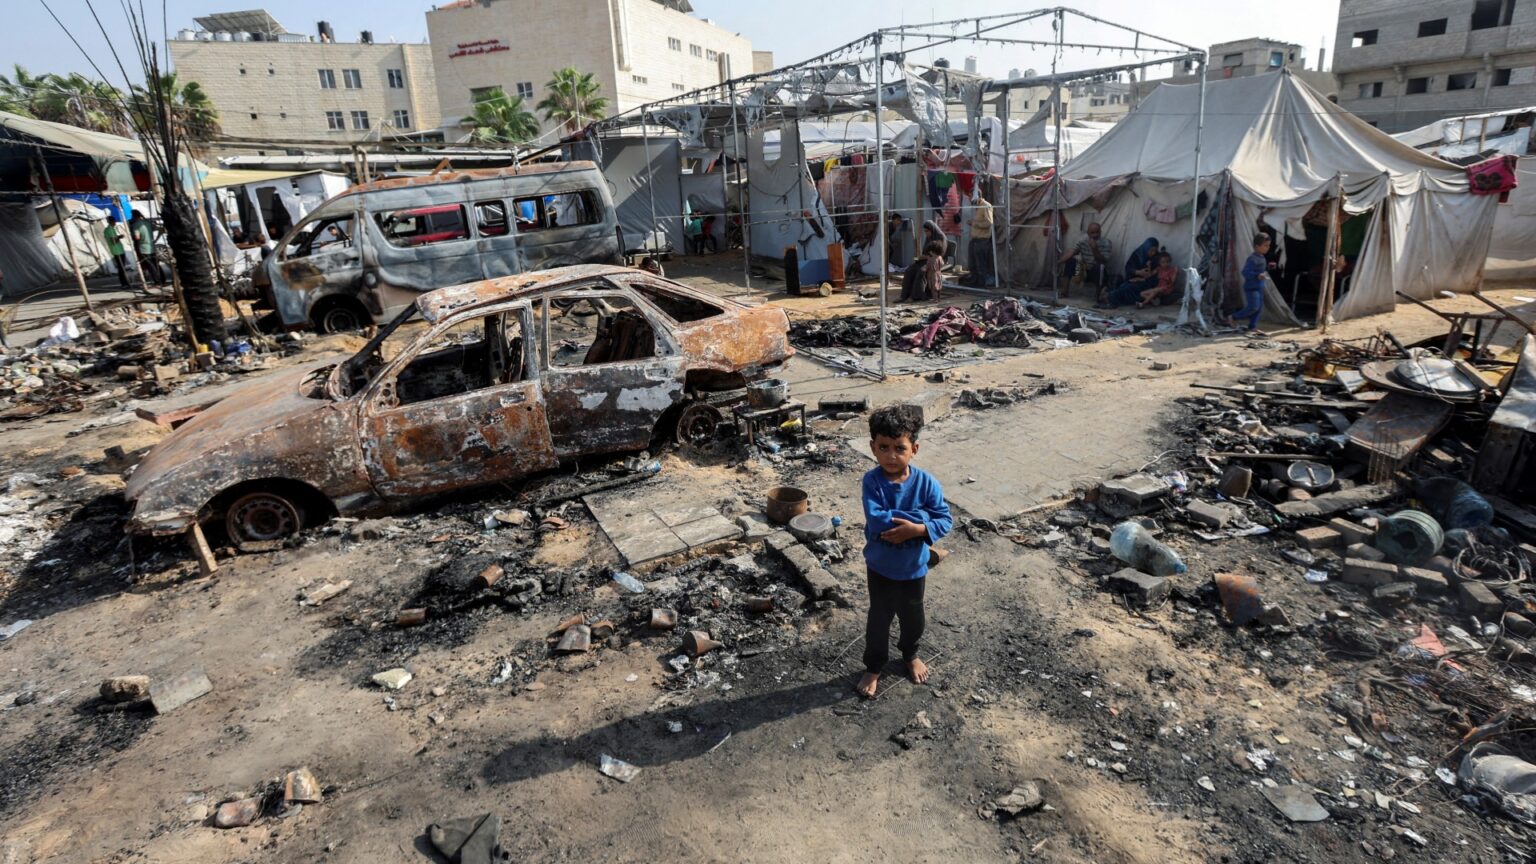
[598,754,641,783]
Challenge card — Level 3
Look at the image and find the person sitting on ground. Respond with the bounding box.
[1228,232,1271,332]
[1058,222,1113,296]
[1134,252,1180,308]
[900,242,945,303]
[1122,237,1160,283]
[857,404,953,699]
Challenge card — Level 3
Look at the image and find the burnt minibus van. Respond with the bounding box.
[259,162,621,332]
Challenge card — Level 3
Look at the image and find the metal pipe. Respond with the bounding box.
[1050,81,1063,302]
[726,54,751,291]
[34,145,94,312]
[640,112,661,253]
[996,89,1008,292]
[874,36,888,378]
[1186,52,1208,327]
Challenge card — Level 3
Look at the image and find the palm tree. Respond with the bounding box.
[0,64,48,116]
[36,73,132,135]
[461,87,539,144]
[131,74,220,148]
[535,67,608,134]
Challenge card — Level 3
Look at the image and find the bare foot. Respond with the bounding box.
[856,672,880,699]
[928,547,950,568]
[907,657,930,685]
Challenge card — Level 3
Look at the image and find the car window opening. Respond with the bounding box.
[374,204,470,248]
[547,296,657,367]
[393,311,527,406]
[514,191,600,232]
[475,200,510,237]
[286,215,355,259]
[629,281,725,322]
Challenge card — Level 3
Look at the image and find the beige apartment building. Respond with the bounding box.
[1333,0,1535,132]
[168,11,441,157]
[425,0,756,140]
[1133,38,1338,104]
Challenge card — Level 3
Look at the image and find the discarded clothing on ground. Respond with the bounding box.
[788,315,898,349]
[956,382,1059,409]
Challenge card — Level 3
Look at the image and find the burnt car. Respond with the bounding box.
[125,264,792,546]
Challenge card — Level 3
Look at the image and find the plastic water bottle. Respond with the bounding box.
[1415,477,1493,531]
[610,571,646,594]
[1109,522,1188,577]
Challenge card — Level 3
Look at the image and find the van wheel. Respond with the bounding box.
[674,402,723,449]
[225,490,306,547]
[314,299,368,334]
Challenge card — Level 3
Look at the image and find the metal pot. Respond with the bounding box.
[746,378,789,409]
[765,485,809,525]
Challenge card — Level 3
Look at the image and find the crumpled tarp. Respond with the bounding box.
[428,813,501,864]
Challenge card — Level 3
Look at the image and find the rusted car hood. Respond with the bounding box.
[125,362,339,502]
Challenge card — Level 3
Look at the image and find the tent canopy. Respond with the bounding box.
[0,110,147,194]
[1060,72,1470,206]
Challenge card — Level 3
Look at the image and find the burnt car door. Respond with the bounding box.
[537,289,685,458]
[272,204,364,328]
[359,302,557,498]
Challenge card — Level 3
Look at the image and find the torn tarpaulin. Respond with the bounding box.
[428,813,501,864]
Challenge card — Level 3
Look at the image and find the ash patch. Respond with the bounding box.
[0,708,152,820]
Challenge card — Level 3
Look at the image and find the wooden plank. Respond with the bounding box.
[188,523,219,577]
[135,400,220,429]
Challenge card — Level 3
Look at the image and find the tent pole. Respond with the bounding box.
[640,113,661,253]
[1186,53,1208,329]
[1319,178,1343,333]
[726,55,751,292]
[34,146,95,313]
[1050,82,1063,303]
[874,34,888,378]
[996,89,1008,293]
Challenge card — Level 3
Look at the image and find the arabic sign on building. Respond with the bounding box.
[450,39,509,59]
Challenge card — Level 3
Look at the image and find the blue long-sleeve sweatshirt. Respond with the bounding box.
[862,466,953,581]
[1242,252,1267,294]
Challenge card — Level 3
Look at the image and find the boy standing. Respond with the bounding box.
[1229,232,1271,331]
[858,405,953,698]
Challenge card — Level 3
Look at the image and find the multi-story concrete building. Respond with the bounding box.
[1333,0,1535,131]
[1134,37,1338,104]
[168,10,442,157]
[1070,80,1134,122]
[425,0,756,140]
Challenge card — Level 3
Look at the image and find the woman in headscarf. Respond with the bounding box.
[1101,237,1160,308]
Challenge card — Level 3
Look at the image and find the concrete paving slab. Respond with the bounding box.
[586,485,741,566]
[672,513,744,548]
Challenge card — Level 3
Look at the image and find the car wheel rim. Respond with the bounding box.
[675,403,723,447]
[228,494,301,543]
[323,307,360,332]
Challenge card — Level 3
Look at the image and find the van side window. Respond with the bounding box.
[474,200,509,237]
[285,215,356,259]
[512,191,600,232]
[374,205,470,248]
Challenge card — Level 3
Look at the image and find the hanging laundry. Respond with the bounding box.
[927,171,947,208]
[852,153,866,166]
[809,161,825,181]
[1468,154,1518,196]
[1145,201,1177,224]
[954,172,976,196]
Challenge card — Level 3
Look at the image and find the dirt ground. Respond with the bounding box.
[1,262,1534,863]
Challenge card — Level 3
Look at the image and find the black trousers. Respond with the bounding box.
[863,570,926,674]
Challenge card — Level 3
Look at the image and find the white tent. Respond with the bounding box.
[1021,72,1498,322]
[1393,109,1536,282]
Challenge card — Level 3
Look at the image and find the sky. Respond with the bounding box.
[6,0,1344,86]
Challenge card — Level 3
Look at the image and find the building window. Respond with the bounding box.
[706,49,718,61]
[318,68,336,89]
[690,44,702,57]
[249,112,258,119]
[325,110,344,130]
[672,83,685,92]
[1090,98,1105,107]
[1418,18,1448,37]
[668,37,681,51]
[1447,71,1478,90]
[268,66,275,76]
[1358,81,1383,98]
[1351,30,1378,47]
[1269,51,1284,67]
[1221,53,1242,67]
[1109,94,1120,104]
[1406,77,1430,94]
[1495,68,1514,86]
[387,68,405,88]
[516,81,534,99]
[351,110,370,130]
[239,66,247,76]
[343,68,362,89]
[280,111,287,119]
[1472,0,1517,30]
[632,74,648,84]
[470,86,500,103]
[392,109,411,128]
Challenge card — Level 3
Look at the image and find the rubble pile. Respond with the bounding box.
[994,329,1536,841]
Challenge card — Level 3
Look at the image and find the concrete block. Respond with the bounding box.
[1327,517,1374,546]
[1400,567,1449,595]
[150,668,212,715]
[1371,582,1416,609]
[1097,473,1169,518]
[1345,542,1386,563]
[1186,500,1235,529]
[1458,581,1504,621]
[765,530,797,553]
[1106,567,1171,607]
[1295,526,1342,549]
[1341,558,1397,587]
[799,566,840,600]
[1423,555,1460,584]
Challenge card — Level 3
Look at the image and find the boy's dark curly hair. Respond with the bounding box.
[869,404,924,442]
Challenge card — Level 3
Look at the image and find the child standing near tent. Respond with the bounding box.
[1229,233,1271,331]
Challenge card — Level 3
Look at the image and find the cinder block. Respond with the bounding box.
[1341,558,1397,587]
[1296,526,1342,549]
